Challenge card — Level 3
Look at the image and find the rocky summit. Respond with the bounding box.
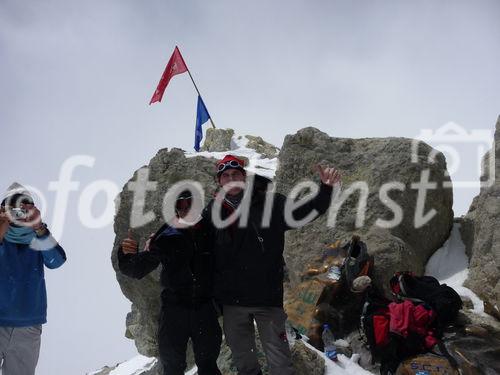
[105,122,500,375]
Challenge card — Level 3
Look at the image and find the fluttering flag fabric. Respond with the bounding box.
[194,95,211,151]
[149,46,188,105]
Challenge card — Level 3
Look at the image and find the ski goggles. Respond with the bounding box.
[217,160,244,173]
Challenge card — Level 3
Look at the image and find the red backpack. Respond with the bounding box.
[361,288,439,375]
[390,271,463,331]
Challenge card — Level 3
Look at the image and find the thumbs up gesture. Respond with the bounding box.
[316,165,342,187]
[121,229,138,254]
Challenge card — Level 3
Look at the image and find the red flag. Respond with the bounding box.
[149,46,188,105]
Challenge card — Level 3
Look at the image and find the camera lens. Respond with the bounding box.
[11,208,27,219]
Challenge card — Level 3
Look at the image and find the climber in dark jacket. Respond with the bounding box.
[203,155,341,375]
[118,191,222,375]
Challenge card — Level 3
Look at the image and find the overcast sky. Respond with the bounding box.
[1,1,499,374]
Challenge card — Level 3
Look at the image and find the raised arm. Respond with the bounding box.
[282,165,341,230]
[14,203,66,269]
[38,230,67,269]
[118,229,160,279]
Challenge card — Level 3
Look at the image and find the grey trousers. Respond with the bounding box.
[223,305,295,375]
[0,326,42,375]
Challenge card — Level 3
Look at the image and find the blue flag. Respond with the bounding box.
[194,95,211,151]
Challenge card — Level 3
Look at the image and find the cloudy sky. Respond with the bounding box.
[1,1,499,374]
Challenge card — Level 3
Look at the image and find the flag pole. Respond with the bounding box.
[186,69,216,129]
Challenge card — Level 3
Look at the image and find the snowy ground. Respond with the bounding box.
[92,339,374,375]
[302,340,374,375]
[87,356,157,375]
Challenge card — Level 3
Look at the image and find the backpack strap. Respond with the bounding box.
[398,274,407,296]
[391,272,426,304]
[397,295,426,305]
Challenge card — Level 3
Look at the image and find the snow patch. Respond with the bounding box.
[232,134,249,149]
[425,223,485,315]
[185,134,278,179]
[99,340,375,375]
[88,355,157,375]
[302,339,375,375]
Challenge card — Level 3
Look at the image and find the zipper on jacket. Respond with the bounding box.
[251,221,266,253]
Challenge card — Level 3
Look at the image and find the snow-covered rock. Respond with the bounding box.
[186,132,278,179]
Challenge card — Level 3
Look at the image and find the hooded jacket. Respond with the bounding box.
[204,175,333,307]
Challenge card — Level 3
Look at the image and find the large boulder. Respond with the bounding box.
[275,127,454,295]
[442,308,500,374]
[201,128,234,152]
[290,340,325,375]
[245,135,280,159]
[460,116,500,314]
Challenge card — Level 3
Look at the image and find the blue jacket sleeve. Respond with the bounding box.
[37,232,67,269]
[42,244,67,269]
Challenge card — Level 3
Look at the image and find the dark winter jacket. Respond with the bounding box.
[204,175,333,308]
[117,218,215,307]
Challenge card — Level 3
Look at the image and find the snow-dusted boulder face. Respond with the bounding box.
[201,127,279,159]
[276,127,454,295]
[461,116,500,317]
